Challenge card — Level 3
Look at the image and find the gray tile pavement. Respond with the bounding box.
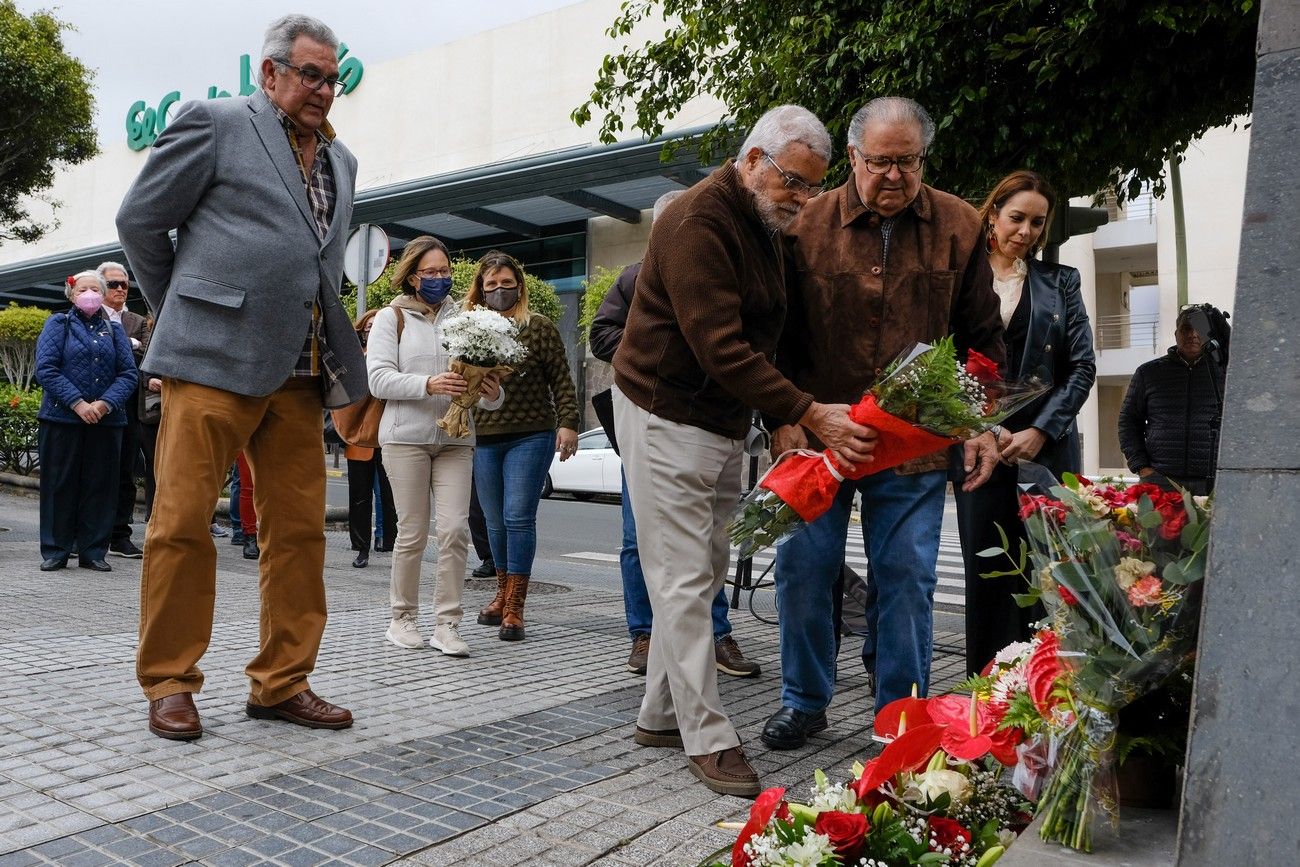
[0,486,967,865]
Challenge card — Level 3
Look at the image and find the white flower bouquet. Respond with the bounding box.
[437,306,527,438]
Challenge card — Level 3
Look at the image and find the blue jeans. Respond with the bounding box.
[473,430,555,575]
[621,469,732,640]
[775,469,946,712]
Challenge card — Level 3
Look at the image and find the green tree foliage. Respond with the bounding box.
[578,265,623,345]
[0,383,41,473]
[342,257,563,324]
[0,1,97,244]
[0,305,50,389]
[573,0,1258,202]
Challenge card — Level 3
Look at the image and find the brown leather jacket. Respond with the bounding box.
[613,161,814,439]
[781,181,1006,473]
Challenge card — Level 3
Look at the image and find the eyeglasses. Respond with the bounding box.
[764,154,826,197]
[853,147,927,175]
[275,61,346,97]
[415,268,452,278]
[105,280,128,290]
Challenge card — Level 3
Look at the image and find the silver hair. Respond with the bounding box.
[259,15,339,84]
[847,97,936,151]
[95,261,129,279]
[652,190,685,223]
[65,270,105,302]
[737,105,832,163]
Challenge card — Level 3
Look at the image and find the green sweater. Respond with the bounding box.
[472,314,581,436]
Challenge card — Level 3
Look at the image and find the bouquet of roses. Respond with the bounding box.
[983,475,1211,851]
[715,690,1034,867]
[728,337,1044,558]
[436,306,527,438]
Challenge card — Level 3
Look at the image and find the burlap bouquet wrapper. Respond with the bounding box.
[437,358,513,438]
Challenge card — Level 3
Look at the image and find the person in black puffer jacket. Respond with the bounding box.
[1118,307,1227,495]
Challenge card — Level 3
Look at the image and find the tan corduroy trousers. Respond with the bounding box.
[136,377,328,706]
[383,443,473,624]
[613,387,744,756]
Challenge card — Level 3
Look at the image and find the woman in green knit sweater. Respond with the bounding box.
[469,251,580,641]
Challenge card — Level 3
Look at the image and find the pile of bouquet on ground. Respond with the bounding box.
[717,473,1210,865]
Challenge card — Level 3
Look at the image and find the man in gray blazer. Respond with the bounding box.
[116,14,367,741]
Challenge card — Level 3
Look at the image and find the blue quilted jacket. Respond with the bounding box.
[35,309,139,426]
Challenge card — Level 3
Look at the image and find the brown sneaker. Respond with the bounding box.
[633,725,683,748]
[627,634,650,675]
[715,634,761,677]
[687,746,760,797]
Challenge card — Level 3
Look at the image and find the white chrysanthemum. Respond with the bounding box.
[991,666,1028,706]
[440,306,528,366]
[993,641,1033,666]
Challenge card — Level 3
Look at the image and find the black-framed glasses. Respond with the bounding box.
[104,280,128,290]
[853,147,927,175]
[764,153,826,197]
[275,61,346,97]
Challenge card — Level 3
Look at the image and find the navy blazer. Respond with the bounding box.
[35,310,139,426]
[1003,259,1097,477]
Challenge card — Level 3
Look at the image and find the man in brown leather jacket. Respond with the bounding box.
[761,97,1007,752]
[613,105,875,797]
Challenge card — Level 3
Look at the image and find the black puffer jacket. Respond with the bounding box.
[1117,348,1226,481]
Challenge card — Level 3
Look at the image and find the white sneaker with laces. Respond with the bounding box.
[385,614,423,649]
[430,622,470,657]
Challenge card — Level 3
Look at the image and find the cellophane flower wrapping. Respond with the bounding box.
[436,306,527,438]
[728,338,1046,559]
[1010,476,1211,851]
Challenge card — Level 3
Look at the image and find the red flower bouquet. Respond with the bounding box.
[729,338,1044,558]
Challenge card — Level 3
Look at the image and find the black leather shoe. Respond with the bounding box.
[470,560,496,578]
[760,706,828,750]
[230,531,246,546]
[352,552,368,568]
[40,557,67,572]
[242,538,259,560]
[78,558,112,572]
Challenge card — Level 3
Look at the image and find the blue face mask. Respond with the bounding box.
[417,276,452,306]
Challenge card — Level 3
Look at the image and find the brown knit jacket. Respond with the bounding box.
[613,161,813,439]
[472,313,580,436]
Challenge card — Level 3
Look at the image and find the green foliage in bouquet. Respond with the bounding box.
[873,335,996,436]
[728,490,803,560]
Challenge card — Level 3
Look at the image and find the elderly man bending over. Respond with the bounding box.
[612,104,875,797]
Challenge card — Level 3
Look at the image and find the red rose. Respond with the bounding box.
[814,811,869,863]
[965,349,1000,384]
[1058,585,1079,606]
[732,787,786,867]
[928,816,972,853]
[1159,508,1189,541]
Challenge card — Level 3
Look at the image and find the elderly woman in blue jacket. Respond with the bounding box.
[35,271,138,572]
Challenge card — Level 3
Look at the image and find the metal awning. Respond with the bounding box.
[0,127,718,309]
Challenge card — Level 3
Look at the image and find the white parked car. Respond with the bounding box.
[542,429,621,499]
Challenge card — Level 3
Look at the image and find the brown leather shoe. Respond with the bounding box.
[245,689,353,729]
[148,693,202,741]
[687,746,760,797]
[633,725,683,748]
[499,573,529,641]
[627,634,650,675]
[477,568,508,626]
[715,634,760,677]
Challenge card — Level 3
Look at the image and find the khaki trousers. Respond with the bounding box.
[136,377,328,705]
[384,443,472,624]
[613,387,743,756]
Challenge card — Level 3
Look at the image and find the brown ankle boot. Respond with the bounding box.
[477,569,508,626]
[499,573,529,641]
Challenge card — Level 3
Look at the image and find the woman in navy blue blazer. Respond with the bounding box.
[955,171,1097,675]
[34,271,138,572]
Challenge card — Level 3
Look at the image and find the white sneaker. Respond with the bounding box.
[430,623,470,657]
[385,614,423,649]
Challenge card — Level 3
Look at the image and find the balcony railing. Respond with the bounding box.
[1094,312,1160,351]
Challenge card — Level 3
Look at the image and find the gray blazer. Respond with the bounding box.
[115,89,366,408]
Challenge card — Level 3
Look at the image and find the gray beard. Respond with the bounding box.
[754,192,796,234]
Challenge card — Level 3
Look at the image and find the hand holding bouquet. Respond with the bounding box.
[437,306,527,438]
[728,337,1045,558]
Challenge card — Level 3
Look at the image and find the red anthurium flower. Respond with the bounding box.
[854,724,945,798]
[928,816,973,852]
[872,696,932,740]
[814,811,870,863]
[1025,631,1067,716]
[926,694,1022,765]
[732,787,786,867]
[965,349,1001,385]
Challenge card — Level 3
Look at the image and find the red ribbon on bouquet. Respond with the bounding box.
[761,394,958,522]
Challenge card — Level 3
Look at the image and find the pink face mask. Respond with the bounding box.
[74,290,103,316]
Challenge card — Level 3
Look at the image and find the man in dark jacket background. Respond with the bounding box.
[1118,305,1227,495]
[590,191,760,682]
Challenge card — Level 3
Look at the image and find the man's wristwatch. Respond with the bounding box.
[989,424,1006,446]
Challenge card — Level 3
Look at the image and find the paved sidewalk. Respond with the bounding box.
[0,486,966,866]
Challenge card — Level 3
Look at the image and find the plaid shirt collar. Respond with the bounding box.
[268,98,336,241]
